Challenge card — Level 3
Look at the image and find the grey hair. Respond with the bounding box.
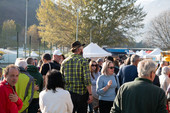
[15,59,27,69]
[137,59,156,77]
[131,54,140,63]
[161,66,170,75]
[101,60,113,76]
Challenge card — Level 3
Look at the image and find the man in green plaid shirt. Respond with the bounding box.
[61,41,93,113]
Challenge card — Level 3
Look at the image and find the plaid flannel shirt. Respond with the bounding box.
[61,54,91,95]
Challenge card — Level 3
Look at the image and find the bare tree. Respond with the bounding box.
[144,10,170,49]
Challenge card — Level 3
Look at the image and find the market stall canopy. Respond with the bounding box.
[144,48,162,58]
[83,43,112,58]
[136,50,148,58]
[163,57,170,62]
[0,49,17,54]
[127,50,135,55]
[0,48,23,63]
[30,51,39,57]
[161,51,170,57]
[161,50,170,61]
[27,51,39,57]
[105,48,129,55]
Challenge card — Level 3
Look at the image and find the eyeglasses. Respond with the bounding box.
[108,67,114,69]
[91,64,97,67]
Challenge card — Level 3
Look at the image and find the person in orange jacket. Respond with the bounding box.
[0,64,23,113]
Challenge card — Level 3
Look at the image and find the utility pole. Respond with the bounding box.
[76,8,79,41]
[17,32,19,58]
[38,38,42,58]
[90,29,92,43]
[90,26,95,43]
[24,0,29,58]
[44,41,45,53]
[29,36,31,57]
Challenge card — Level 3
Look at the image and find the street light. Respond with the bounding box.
[17,32,19,58]
[90,26,95,43]
[38,38,42,58]
[29,36,31,57]
[76,8,79,41]
[24,0,29,58]
[43,41,45,53]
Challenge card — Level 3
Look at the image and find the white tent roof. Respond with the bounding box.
[144,48,162,58]
[31,51,39,57]
[136,50,148,58]
[27,51,39,57]
[0,49,17,54]
[127,50,135,55]
[83,42,112,58]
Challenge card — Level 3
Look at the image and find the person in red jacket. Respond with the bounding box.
[0,64,23,113]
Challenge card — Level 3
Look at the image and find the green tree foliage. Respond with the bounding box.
[37,0,75,48]
[27,24,40,50]
[37,0,146,48]
[80,0,146,47]
[1,20,17,48]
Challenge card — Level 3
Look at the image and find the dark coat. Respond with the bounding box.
[110,78,168,113]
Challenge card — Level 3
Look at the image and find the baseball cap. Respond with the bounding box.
[53,49,62,56]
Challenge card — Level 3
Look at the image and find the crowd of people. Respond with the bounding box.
[0,40,169,113]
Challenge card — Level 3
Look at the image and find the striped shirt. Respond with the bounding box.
[61,54,91,95]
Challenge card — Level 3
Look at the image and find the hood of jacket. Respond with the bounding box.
[27,65,39,73]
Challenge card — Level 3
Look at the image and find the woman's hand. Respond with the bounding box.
[103,80,112,92]
[107,80,112,87]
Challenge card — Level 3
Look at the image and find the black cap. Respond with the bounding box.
[71,41,85,51]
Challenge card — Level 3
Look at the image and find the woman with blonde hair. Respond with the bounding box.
[89,60,100,113]
[96,60,119,113]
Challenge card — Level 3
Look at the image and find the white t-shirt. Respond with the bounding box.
[39,88,73,113]
[159,74,170,92]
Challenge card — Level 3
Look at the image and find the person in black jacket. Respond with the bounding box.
[51,49,62,71]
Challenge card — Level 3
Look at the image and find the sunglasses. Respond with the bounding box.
[91,64,97,67]
[108,67,114,69]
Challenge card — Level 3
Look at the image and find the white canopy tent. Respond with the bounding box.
[83,42,112,58]
[0,49,23,63]
[30,51,39,57]
[127,50,135,55]
[144,48,162,58]
[27,51,39,57]
[136,50,148,58]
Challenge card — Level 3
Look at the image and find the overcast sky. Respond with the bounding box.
[135,0,170,42]
[136,0,154,6]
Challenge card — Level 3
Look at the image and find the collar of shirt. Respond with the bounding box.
[71,54,82,58]
[2,80,16,93]
[135,77,152,84]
